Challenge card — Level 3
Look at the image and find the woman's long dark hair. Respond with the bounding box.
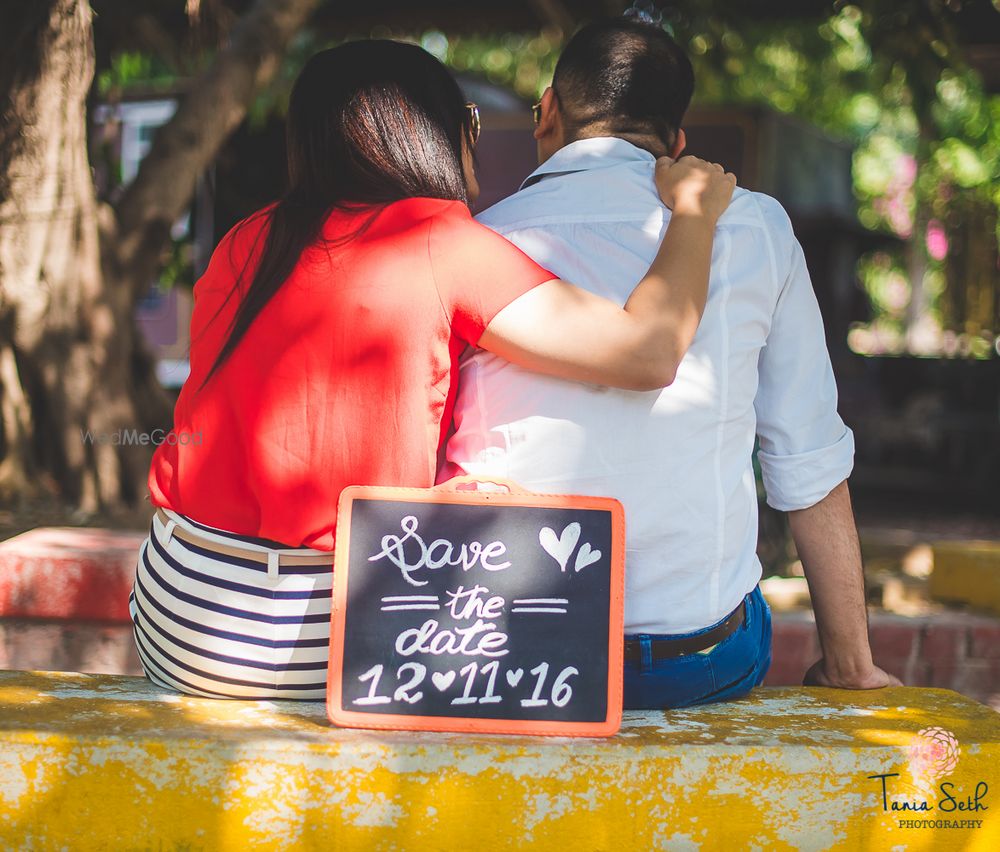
[202,40,473,384]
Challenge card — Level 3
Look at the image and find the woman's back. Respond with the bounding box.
[149,198,553,549]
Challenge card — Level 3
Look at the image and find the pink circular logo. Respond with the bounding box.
[908,726,960,781]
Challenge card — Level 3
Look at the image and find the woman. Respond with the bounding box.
[130,39,735,699]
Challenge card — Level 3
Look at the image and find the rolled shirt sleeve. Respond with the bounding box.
[754,205,855,511]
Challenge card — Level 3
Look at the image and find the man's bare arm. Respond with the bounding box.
[787,479,902,689]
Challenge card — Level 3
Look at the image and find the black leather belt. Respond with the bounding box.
[623,600,746,662]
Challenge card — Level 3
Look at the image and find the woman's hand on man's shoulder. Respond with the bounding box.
[655,155,736,223]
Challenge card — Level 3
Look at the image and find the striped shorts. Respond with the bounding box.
[128,509,333,699]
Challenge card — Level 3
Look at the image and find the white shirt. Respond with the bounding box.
[443,137,855,634]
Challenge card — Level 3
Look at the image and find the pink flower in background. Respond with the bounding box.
[873,154,917,238]
[926,220,948,261]
[908,726,960,781]
[897,155,917,186]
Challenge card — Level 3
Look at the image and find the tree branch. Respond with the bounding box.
[111,0,320,297]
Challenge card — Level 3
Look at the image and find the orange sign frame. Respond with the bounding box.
[327,482,626,737]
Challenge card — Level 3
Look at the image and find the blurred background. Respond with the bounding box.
[1,0,998,544]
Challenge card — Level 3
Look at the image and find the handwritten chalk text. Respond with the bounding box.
[369,516,511,587]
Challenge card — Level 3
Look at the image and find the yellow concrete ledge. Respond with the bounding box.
[1,671,998,851]
[931,540,1000,616]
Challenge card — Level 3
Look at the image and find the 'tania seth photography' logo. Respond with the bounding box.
[869,726,989,831]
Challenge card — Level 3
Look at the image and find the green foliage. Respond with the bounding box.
[438,30,562,99]
[157,236,192,291]
[432,3,998,356]
[96,51,182,96]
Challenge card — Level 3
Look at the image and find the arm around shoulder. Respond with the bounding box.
[479,157,736,391]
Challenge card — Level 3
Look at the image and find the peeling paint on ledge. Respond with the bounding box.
[0,670,997,850]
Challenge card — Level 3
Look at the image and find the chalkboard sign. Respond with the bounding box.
[327,481,625,736]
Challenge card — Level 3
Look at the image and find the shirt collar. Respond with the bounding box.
[519,137,657,190]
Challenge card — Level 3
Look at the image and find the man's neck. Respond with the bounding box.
[564,128,670,160]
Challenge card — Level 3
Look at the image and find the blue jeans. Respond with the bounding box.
[623,585,772,710]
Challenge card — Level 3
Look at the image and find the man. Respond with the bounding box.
[443,17,901,708]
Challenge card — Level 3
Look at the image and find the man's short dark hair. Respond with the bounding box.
[552,18,694,147]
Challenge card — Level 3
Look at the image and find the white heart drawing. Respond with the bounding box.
[574,542,602,572]
[539,522,581,571]
[506,668,524,688]
[432,671,456,692]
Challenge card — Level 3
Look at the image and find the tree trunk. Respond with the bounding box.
[0,0,136,510]
[0,0,318,511]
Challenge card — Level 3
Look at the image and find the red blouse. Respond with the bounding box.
[148,198,554,549]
